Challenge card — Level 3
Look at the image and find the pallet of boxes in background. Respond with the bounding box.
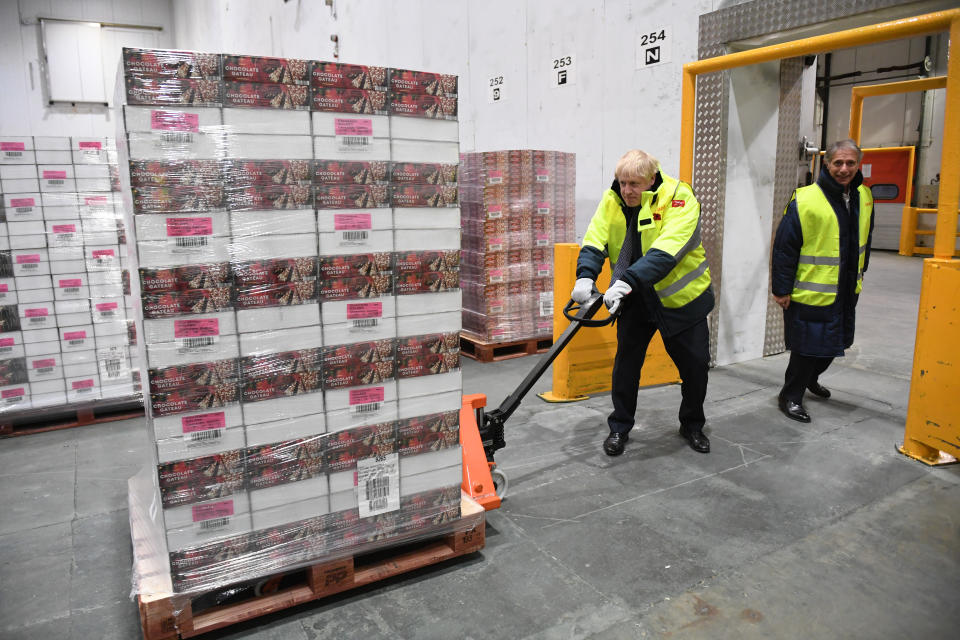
[118,47,472,635]
[459,150,576,351]
[0,134,143,436]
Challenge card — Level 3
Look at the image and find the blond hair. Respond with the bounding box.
[615,149,659,181]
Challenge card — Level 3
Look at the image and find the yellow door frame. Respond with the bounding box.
[677,8,960,465]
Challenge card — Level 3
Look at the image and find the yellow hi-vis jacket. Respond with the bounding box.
[581,172,712,309]
[790,183,873,306]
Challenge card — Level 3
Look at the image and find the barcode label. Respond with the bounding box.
[198,517,229,530]
[178,336,216,351]
[337,135,371,150]
[103,359,121,378]
[490,274,504,283]
[4,151,23,158]
[68,339,85,345]
[75,386,93,393]
[341,230,369,242]
[29,317,46,323]
[47,179,64,185]
[173,237,209,249]
[539,292,554,317]
[21,264,38,270]
[356,452,399,517]
[63,288,80,294]
[352,318,379,329]
[353,402,381,414]
[35,367,54,374]
[160,132,194,144]
[0,347,11,354]
[15,207,32,214]
[188,429,223,444]
[5,396,24,404]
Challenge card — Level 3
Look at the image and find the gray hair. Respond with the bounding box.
[825,139,863,162]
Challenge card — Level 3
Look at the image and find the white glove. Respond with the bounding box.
[603,280,632,314]
[570,278,595,304]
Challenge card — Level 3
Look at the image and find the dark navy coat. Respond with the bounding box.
[771,167,874,357]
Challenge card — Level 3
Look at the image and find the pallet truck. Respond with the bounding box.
[459,292,617,511]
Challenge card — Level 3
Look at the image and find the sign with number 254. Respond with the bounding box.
[636,26,671,69]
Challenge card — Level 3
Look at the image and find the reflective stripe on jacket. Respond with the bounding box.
[581,171,712,309]
[790,183,873,305]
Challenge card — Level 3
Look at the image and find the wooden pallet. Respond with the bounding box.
[0,401,143,438]
[460,331,552,362]
[137,498,486,640]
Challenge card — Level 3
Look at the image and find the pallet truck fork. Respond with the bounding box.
[459,293,617,511]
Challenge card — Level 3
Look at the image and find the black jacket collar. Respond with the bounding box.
[817,165,863,199]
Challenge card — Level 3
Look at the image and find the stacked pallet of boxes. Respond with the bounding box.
[119,48,465,595]
[0,134,141,420]
[459,150,576,344]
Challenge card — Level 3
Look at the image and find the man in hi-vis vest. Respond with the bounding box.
[571,150,714,456]
[772,139,874,423]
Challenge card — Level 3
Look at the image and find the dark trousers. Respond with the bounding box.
[781,352,833,404]
[607,305,710,435]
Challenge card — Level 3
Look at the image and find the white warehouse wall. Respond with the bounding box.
[0,0,175,138]
[171,0,719,238]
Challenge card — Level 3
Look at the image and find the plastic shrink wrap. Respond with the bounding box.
[459,150,576,342]
[0,133,142,423]
[119,48,467,600]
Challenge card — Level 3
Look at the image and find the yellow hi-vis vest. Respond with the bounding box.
[582,172,711,309]
[790,183,873,306]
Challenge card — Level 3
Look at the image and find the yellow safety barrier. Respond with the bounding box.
[901,206,960,256]
[538,243,679,402]
[899,258,960,465]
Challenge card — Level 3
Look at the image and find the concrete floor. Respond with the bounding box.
[1,250,958,639]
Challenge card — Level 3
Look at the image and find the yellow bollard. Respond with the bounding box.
[538,244,679,402]
[899,258,960,465]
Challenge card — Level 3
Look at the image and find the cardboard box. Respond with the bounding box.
[123,105,223,133]
[0,382,30,409]
[310,62,388,90]
[16,287,53,305]
[226,184,313,211]
[250,496,329,531]
[145,333,240,369]
[390,139,459,164]
[156,423,247,464]
[397,387,462,421]
[153,403,244,441]
[321,297,397,344]
[222,134,312,160]
[0,331,24,359]
[71,137,113,164]
[222,159,311,187]
[134,212,231,242]
[138,262,231,294]
[137,237,231,268]
[0,138,35,164]
[143,310,237,344]
[313,136,390,161]
[126,131,225,161]
[241,386,325,425]
[392,207,460,230]
[3,194,42,220]
[389,69,457,96]
[222,55,309,85]
[394,228,459,252]
[90,298,125,323]
[396,290,461,318]
[123,48,221,80]
[318,229,393,256]
[35,151,72,164]
[0,164,37,181]
[236,293,320,333]
[83,244,123,272]
[311,88,388,115]
[27,353,63,382]
[324,400,398,434]
[66,373,101,403]
[238,324,324,357]
[53,274,88,301]
[312,112,390,138]
[125,76,223,108]
[389,115,459,142]
[63,357,97,377]
[316,210,392,234]
[223,82,310,110]
[59,324,95,352]
[228,233,317,263]
[398,446,461,477]
[244,411,326,448]
[229,209,316,237]
[0,279,16,306]
[165,510,253,554]
[19,302,56,330]
[1,178,40,193]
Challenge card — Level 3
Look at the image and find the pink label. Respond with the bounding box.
[334,213,372,230]
[166,217,213,237]
[64,331,87,340]
[334,118,374,136]
[71,379,95,390]
[77,141,102,150]
[489,237,504,250]
[537,201,550,213]
[347,302,383,319]
[43,170,68,179]
[536,170,550,181]
[1,142,26,151]
[536,233,550,246]
[192,500,234,522]
[10,198,35,207]
[182,412,226,434]
[350,386,385,405]
[85,196,107,206]
[33,358,56,369]
[24,308,48,318]
[96,302,119,312]
[0,338,14,347]
[91,249,115,258]
[59,279,83,288]
[537,263,551,276]
[174,318,219,338]
[488,170,503,184]
[16,254,41,264]
[151,110,200,133]
[1,388,25,398]
[487,205,503,219]
[53,224,77,234]
[489,269,504,280]
[0,285,7,293]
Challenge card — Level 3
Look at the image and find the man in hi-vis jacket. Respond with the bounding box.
[571,150,714,456]
[772,139,874,423]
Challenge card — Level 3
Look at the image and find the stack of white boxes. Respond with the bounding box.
[0,134,140,416]
[118,48,463,593]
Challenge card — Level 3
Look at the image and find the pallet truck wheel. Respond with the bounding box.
[492,466,509,498]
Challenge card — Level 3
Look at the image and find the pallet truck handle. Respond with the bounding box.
[563,296,618,327]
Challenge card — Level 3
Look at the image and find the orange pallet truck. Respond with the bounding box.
[460,293,616,511]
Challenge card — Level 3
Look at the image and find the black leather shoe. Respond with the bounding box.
[778,395,811,423]
[603,431,628,456]
[679,426,710,453]
[807,382,831,399]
